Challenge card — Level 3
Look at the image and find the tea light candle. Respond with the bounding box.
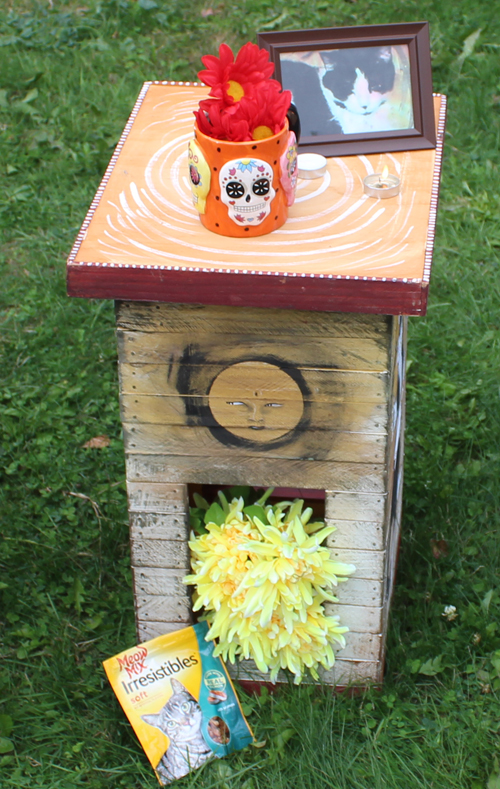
[363,166,401,198]
[297,153,328,180]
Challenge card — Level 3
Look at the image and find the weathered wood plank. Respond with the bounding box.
[135,595,192,622]
[334,631,383,661]
[383,431,405,630]
[334,577,383,606]
[386,317,406,485]
[326,519,384,551]
[116,301,391,340]
[325,491,387,522]
[119,364,389,403]
[228,658,382,685]
[117,330,390,372]
[386,318,407,526]
[137,619,192,642]
[130,538,190,569]
[325,603,383,634]
[320,661,383,685]
[123,423,387,464]
[132,594,382,635]
[127,482,188,514]
[326,547,385,581]
[134,568,384,607]
[132,567,188,596]
[131,538,385,580]
[120,394,389,434]
[131,623,382,683]
[125,454,386,492]
[129,511,189,541]
[125,627,381,685]
[383,520,401,635]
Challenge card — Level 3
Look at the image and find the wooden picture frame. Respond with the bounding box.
[258,22,436,156]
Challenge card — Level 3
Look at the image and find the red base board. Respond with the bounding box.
[67,264,427,316]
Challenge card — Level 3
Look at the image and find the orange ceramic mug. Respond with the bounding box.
[188,121,297,238]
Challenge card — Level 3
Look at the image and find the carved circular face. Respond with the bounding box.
[208,361,304,442]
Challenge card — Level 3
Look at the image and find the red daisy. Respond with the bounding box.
[198,42,276,106]
[195,98,252,142]
[195,42,292,141]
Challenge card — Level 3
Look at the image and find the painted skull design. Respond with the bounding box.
[219,158,275,226]
[188,140,211,214]
[280,131,298,206]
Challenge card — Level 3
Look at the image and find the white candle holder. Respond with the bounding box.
[363,172,401,199]
[297,153,328,180]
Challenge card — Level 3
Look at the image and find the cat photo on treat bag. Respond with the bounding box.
[103,623,254,786]
[187,42,298,238]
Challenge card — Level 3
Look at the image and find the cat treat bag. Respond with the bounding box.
[103,622,254,785]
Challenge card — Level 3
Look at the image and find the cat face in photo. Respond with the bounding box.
[321,46,396,116]
[280,45,409,137]
[142,678,202,744]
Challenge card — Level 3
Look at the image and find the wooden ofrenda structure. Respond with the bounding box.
[68,83,446,687]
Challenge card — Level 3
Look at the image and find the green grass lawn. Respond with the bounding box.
[1,1,500,787]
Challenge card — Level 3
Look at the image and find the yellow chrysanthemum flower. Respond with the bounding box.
[184,494,355,683]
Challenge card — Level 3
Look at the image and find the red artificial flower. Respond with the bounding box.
[193,99,246,142]
[195,97,252,142]
[246,80,292,138]
[198,42,276,106]
[195,43,292,142]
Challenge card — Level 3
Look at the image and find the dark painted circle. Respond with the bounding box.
[226,181,245,199]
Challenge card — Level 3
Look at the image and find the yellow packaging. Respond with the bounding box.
[103,622,254,785]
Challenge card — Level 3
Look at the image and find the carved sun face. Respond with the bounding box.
[208,361,303,442]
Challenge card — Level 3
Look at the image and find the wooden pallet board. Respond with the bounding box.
[119,365,390,402]
[117,330,391,371]
[120,395,389,434]
[125,455,386,492]
[116,301,392,338]
[123,423,387,463]
[132,620,383,684]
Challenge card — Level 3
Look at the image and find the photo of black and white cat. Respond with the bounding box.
[142,678,212,785]
[280,45,414,138]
